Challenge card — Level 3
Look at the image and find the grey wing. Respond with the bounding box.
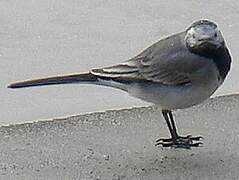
[132,56,191,85]
[91,36,206,85]
[91,53,205,85]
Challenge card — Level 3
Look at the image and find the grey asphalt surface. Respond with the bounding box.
[0,94,239,180]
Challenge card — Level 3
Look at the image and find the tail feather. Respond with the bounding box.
[8,73,97,89]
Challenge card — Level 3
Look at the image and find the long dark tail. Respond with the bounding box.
[8,73,98,89]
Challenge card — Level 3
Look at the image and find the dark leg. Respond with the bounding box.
[168,111,178,137]
[155,110,203,149]
[162,110,177,141]
[168,111,202,141]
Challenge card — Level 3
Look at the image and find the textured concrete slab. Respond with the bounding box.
[0,94,239,180]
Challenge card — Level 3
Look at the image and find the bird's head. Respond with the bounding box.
[185,20,225,52]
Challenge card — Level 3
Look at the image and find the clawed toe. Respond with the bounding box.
[155,135,203,149]
[156,137,173,143]
[155,141,174,147]
[178,135,203,141]
[157,110,204,149]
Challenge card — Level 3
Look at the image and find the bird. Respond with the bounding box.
[8,20,231,149]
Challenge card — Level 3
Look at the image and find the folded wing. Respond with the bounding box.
[91,33,206,85]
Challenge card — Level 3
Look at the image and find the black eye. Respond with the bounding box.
[192,34,196,38]
[214,33,217,37]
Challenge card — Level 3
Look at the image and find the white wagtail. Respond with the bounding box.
[8,20,231,148]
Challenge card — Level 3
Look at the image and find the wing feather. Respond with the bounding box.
[91,32,207,85]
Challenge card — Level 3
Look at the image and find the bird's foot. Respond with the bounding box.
[155,135,203,149]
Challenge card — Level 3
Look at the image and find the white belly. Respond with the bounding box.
[127,64,222,110]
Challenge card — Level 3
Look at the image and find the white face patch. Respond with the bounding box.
[185,24,224,49]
